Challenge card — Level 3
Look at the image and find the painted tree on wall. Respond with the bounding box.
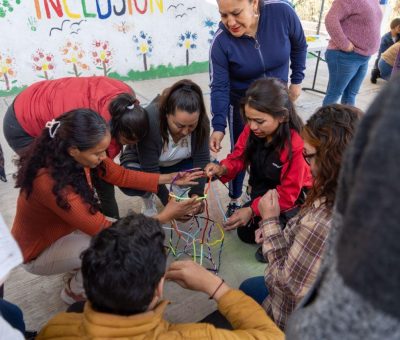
[92,40,113,76]
[203,18,218,44]
[32,49,54,80]
[133,31,153,71]
[61,41,89,77]
[0,53,16,90]
[178,31,197,66]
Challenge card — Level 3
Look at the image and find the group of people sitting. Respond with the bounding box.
[3,70,389,339]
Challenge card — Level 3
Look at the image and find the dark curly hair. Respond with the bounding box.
[302,104,363,209]
[81,213,166,315]
[158,79,210,151]
[15,109,109,214]
[241,78,303,175]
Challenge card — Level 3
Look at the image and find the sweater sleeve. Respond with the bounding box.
[100,158,159,193]
[209,30,231,133]
[287,6,307,84]
[219,126,249,183]
[251,132,310,216]
[35,175,111,236]
[325,0,353,51]
[208,290,284,339]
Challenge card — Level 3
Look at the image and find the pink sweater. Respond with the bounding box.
[325,0,382,56]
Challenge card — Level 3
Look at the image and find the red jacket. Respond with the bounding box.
[14,76,134,159]
[220,125,312,216]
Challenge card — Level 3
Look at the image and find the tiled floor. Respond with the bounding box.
[0,57,385,331]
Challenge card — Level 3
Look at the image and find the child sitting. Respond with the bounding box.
[37,213,283,339]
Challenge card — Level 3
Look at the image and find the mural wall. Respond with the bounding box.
[0,0,220,96]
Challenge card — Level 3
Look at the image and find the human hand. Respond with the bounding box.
[171,169,205,186]
[223,207,253,231]
[190,194,205,215]
[166,261,229,300]
[156,198,201,223]
[255,227,264,244]
[288,83,301,102]
[209,131,224,153]
[204,162,226,178]
[343,42,355,52]
[258,189,280,220]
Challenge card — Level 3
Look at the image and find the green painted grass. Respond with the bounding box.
[108,61,209,81]
[0,85,27,97]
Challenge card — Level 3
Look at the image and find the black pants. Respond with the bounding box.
[91,171,120,219]
[237,203,301,244]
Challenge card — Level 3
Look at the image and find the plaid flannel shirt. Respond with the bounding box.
[261,198,332,329]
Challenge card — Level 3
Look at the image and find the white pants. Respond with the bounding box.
[23,231,91,296]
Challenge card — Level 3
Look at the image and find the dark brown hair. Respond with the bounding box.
[158,79,209,151]
[302,104,363,209]
[109,93,149,143]
[241,78,303,173]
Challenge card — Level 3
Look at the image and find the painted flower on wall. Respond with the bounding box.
[133,31,153,71]
[61,41,89,77]
[178,31,197,66]
[0,53,16,91]
[32,49,54,80]
[91,40,113,76]
[203,18,218,44]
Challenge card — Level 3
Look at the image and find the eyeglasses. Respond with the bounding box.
[303,152,316,165]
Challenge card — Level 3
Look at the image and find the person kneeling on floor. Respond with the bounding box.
[37,213,283,340]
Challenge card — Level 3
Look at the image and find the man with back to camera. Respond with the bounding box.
[37,213,283,339]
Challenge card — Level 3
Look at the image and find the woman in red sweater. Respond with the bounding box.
[12,109,202,304]
[205,78,312,262]
[3,76,148,219]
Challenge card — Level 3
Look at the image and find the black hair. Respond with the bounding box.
[158,79,210,151]
[109,93,149,143]
[15,109,108,213]
[81,213,167,315]
[241,78,303,173]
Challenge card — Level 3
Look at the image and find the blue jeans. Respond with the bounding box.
[239,276,269,305]
[0,299,26,335]
[378,59,393,80]
[323,50,370,106]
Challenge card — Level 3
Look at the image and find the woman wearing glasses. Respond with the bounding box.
[240,104,362,329]
[205,78,312,262]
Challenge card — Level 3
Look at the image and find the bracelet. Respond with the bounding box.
[209,278,225,300]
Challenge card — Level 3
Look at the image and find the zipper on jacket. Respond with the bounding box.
[254,36,267,78]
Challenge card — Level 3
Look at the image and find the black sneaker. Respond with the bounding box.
[255,246,268,263]
[225,202,241,218]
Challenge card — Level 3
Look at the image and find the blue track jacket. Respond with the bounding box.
[209,0,307,133]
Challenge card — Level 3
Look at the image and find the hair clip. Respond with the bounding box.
[45,119,61,138]
[126,104,135,110]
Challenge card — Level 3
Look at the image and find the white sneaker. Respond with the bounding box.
[141,194,158,217]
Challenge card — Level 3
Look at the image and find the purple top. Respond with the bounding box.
[325,0,382,56]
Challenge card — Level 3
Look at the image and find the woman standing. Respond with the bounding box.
[209,0,307,217]
[240,104,362,329]
[323,0,382,105]
[12,109,202,304]
[205,78,312,261]
[3,76,149,219]
[120,79,210,216]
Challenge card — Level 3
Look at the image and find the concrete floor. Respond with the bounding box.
[0,57,385,331]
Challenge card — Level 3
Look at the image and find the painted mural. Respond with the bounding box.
[0,0,220,96]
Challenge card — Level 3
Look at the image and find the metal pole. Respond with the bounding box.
[316,0,325,35]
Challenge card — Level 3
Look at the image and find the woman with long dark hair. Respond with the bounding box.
[120,79,210,216]
[11,109,202,305]
[240,104,362,329]
[205,78,312,261]
[3,76,149,219]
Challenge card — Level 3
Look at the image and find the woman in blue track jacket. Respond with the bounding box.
[209,0,307,217]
